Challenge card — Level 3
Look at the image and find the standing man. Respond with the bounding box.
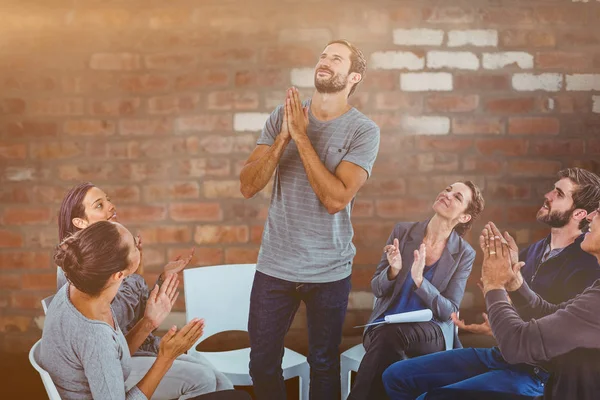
[240,40,380,400]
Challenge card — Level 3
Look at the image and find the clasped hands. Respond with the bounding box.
[452,222,524,335]
[281,87,309,142]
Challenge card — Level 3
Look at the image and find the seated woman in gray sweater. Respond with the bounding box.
[41,221,206,400]
[55,183,233,398]
[348,181,484,400]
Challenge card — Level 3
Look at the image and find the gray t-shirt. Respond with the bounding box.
[256,100,380,283]
[40,284,147,400]
[57,266,160,356]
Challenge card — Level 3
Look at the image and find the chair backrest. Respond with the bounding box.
[29,340,62,400]
[41,294,55,315]
[184,264,256,343]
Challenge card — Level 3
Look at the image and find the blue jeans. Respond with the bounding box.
[382,347,548,399]
[248,271,351,400]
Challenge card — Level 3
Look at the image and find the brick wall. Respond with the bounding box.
[1,0,600,353]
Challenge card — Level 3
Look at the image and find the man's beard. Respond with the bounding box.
[537,204,574,228]
[314,69,348,94]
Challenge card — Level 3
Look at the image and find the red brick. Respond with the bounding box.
[0,186,30,203]
[95,185,139,204]
[90,98,140,117]
[203,181,244,199]
[508,117,559,135]
[572,160,600,173]
[475,138,529,157]
[0,274,21,290]
[194,225,249,244]
[234,70,285,88]
[349,93,370,111]
[0,143,26,160]
[374,93,422,112]
[1,98,26,115]
[588,139,600,155]
[32,185,69,204]
[369,114,403,130]
[30,142,83,160]
[11,292,47,310]
[535,52,591,70]
[462,157,505,175]
[0,230,23,247]
[360,178,407,197]
[353,223,394,248]
[176,115,233,132]
[225,203,268,221]
[377,136,415,155]
[426,95,478,113]
[486,182,531,200]
[375,199,432,218]
[0,252,50,270]
[361,71,398,91]
[500,30,556,48]
[167,247,224,267]
[559,32,600,47]
[64,119,116,136]
[144,182,199,201]
[530,139,584,156]
[169,203,223,222]
[90,53,141,70]
[119,74,170,93]
[225,247,259,264]
[407,175,484,197]
[250,225,264,244]
[145,53,197,70]
[416,137,473,152]
[2,75,58,92]
[209,48,257,64]
[481,8,535,25]
[423,6,474,23]
[175,70,229,90]
[539,95,589,114]
[262,46,315,66]
[507,205,543,224]
[59,164,114,181]
[176,158,231,178]
[118,206,167,223]
[21,273,56,290]
[25,227,58,249]
[535,6,587,25]
[389,7,422,22]
[418,154,459,172]
[138,226,192,244]
[68,8,132,29]
[453,118,504,135]
[29,98,84,116]
[351,199,374,218]
[119,118,172,136]
[2,207,52,225]
[118,162,172,182]
[148,94,200,115]
[207,91,259,110]
[5,121,58,137]
[484,97,535,114]
[509,160,561,177]
[454,74,510,91]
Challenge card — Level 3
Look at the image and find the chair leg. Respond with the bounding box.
[299,363,310,400]
[340,365,351,400]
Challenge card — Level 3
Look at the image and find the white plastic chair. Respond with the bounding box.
[41,294,55,315]
[340,311,460,400]
[183,264,310,400]
[29,339,62,399]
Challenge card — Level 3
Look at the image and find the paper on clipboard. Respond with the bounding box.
[354,309,433,328]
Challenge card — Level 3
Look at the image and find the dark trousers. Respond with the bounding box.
[544,348,600,400]
[382,347,547,400]
[348,321,445,400]
[248,271,351,400]
[189,390,252,400]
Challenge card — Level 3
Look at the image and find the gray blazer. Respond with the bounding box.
[367,220,475,350]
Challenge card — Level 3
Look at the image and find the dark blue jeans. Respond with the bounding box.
[248,271,351,400]
[383,347,547,399]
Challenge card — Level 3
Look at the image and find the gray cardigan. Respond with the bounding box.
[486,279,600,365]
[368,220,475,350]
[40,284,147,400]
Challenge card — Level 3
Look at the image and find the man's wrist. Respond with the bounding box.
[483,284,505,296]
